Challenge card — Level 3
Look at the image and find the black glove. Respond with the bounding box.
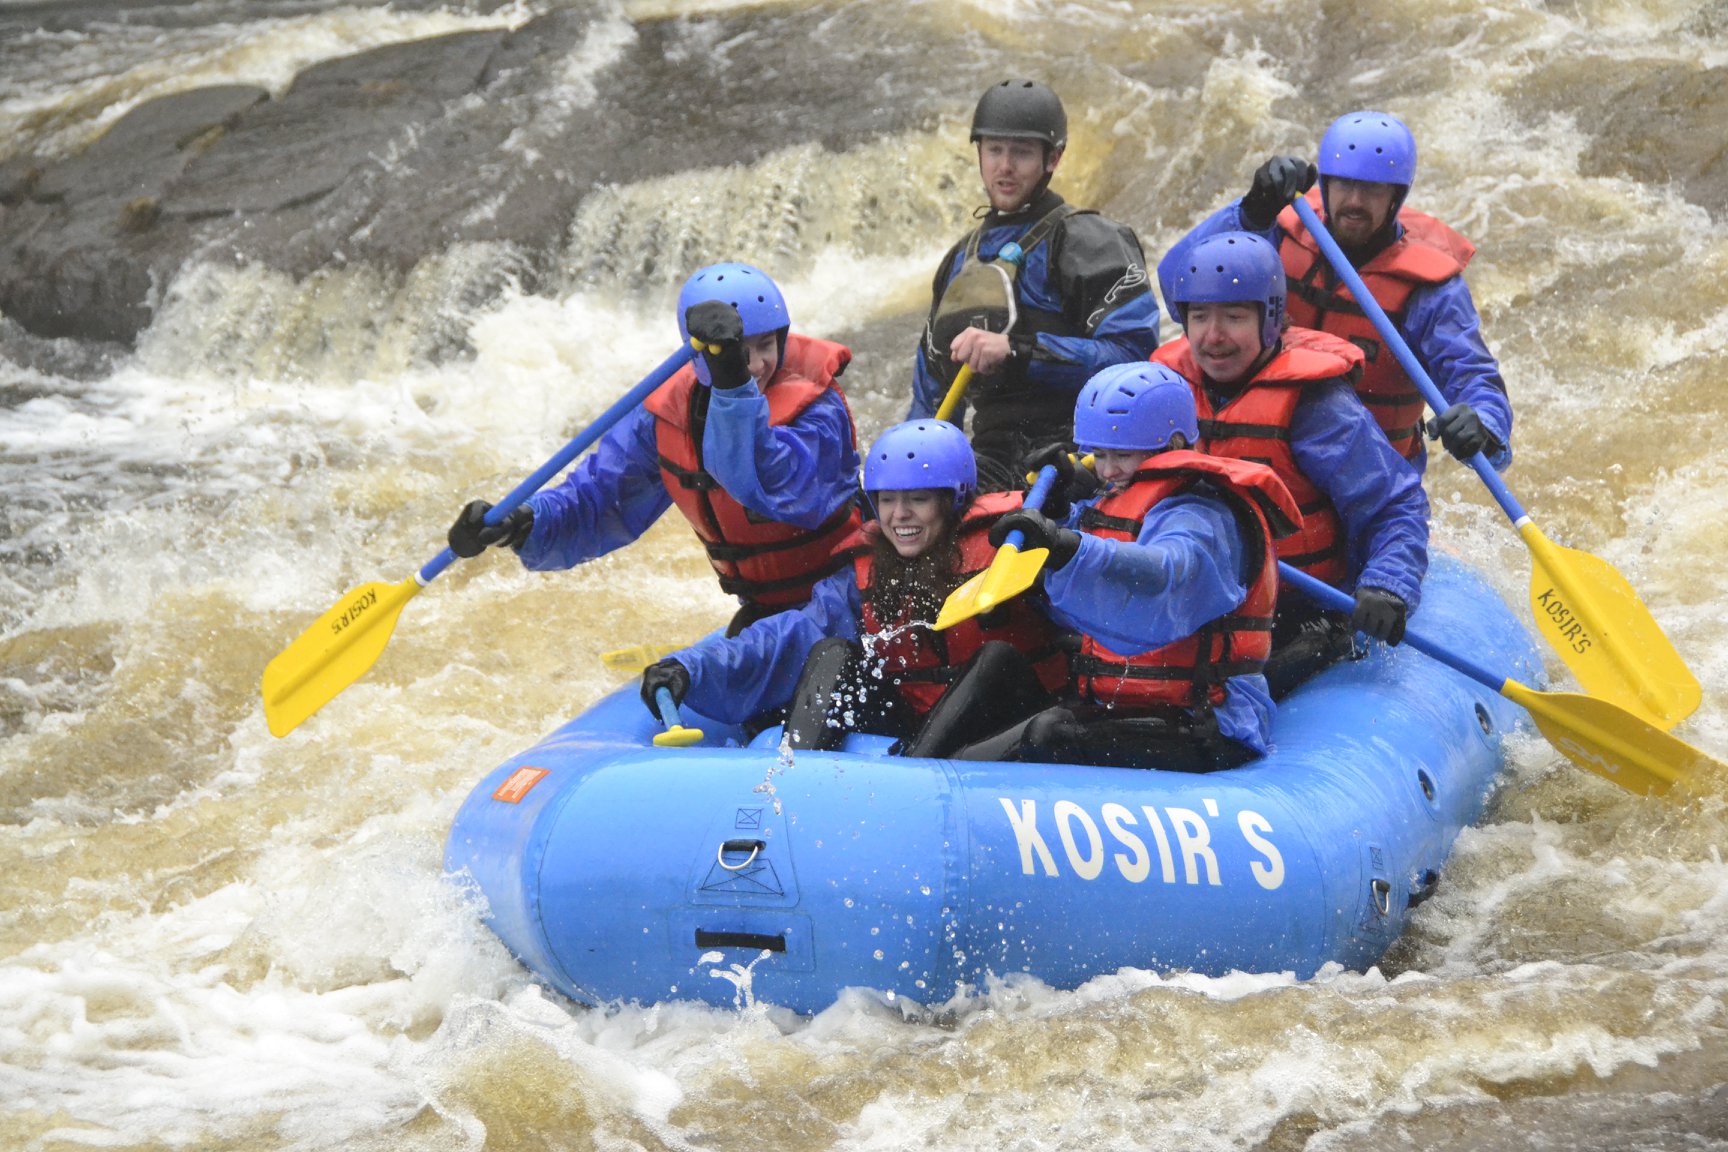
[447,499,534,559]
[1240,155,1318,231]
[684,299,751,390]
[1351,586,1408,645]
[1427,402,1499,461]
[987,507,1082,572]
[640,659,691,723]
[1019,442,1101,523]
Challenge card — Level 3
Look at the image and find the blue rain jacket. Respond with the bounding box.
[673,567,864,725]
[1045,490,1275,754]
[516,383,859,571]
[1269,377,1431,611]
[1161,200,1513,472]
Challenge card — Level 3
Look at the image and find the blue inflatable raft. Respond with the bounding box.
[444,556,1541,1014]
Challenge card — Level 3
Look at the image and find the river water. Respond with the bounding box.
[3,0,1728,1149]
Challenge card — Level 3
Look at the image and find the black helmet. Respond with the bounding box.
[969,80,1067,150]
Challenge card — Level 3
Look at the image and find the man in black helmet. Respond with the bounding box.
[909,79,1159,492]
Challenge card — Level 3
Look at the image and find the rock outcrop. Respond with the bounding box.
[0,6,974,346]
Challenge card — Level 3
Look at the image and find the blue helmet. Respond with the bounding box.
[1317,110,1417,188]
[863,420,977,513]
[1166,231,1286,350]
[1074,363,1198,453]
[677,263,789,384]
[677,262,788,340]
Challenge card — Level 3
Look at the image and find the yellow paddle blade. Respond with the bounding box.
[1500,678,1722,798]
[1522,522,1701,731]
[262,576,424,737]
[933,543,1051,631]
[652,724,705,748]
[601,643,677,674]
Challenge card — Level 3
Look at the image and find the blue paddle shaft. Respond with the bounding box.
[1003,465,1061,551]
[419,345,695,583]
[655,686,685,730]
[1289,197,1526,525]
[1276,561,1506,692]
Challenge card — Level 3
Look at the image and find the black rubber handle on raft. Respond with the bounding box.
[695,929,788,953]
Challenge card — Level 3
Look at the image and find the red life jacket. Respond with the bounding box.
[1277,187,1475,460]
[644,333,862,608]
[851,492,1069,718]
[1152,330,1363,586]
[1070,451,1298,710]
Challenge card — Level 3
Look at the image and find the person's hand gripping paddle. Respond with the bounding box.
[652,688,704,748]
[935,243,1023,423]
[1281,563,1721,798]
[261,347,693,738]
[1293,196,1699,731]
[934,464,1059,631]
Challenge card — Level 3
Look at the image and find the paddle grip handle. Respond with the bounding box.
[1004,465,1061,551]
[419,345,696,583]
[1277,561,1503,693]
[655,686,686,730]
[933,245,1024,426]
[1290,198,1527,525]
[935,365,972,424]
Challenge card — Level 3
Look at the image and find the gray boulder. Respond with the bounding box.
[0,5,980,348]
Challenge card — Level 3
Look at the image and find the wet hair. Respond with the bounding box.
[861,505,965,626]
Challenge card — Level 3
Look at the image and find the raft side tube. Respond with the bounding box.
[444,555,1538,1012]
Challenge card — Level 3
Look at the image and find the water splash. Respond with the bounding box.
[698,947,777,1012]
[753,735,790,816]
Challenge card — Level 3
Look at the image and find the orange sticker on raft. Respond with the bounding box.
[492,766,550,804]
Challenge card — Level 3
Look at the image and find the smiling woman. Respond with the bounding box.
[642,419,1070,750]
[874,489,946,557]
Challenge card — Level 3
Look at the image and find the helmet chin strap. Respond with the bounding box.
[978,190,1044,221]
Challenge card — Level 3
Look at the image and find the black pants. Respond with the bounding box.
[946,701,1258,773]
[906,641,1257,773]
[901,640,1061,758]
[970,425,1074,495]
[780,637,910,750]
[783,638,1060,755]
[1263,600,1359,700]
